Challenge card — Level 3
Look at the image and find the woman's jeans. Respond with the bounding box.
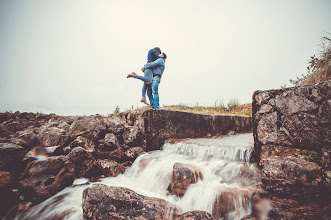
[135,68,153,97]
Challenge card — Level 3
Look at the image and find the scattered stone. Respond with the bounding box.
[68,115,106,141]
[37,126,68,147]
[65,136,96,154]
[123,125,141,146]
[124,146,145,161]
[105,117,125,134]
[96,159,125,177]
[67,147,100,178]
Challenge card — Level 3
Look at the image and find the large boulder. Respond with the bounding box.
[68,115,106,141]
[82,184,179,220]
[96,133,122,160]
[65,136,96,154]
[19,156,75,202]
[261,156,329,201]
[10,128,39,150]
[67,147,100,178]
[105,117,125,134]
[169,163,203,197]
[37,126,69,147]
[96,159,125,177]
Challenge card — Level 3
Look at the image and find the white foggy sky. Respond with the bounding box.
[0,0,330,115]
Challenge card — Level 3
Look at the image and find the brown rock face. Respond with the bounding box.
[67,147,100,178]
[261,156,329,201]
[169,163,203,197]
[252,81,331,168]
[82,184,179,220]
[19,156,75,202]
[68,115,107,141]
[96,133,123,160]
[96,159,125,177]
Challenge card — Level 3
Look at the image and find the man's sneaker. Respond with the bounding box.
[141,97,149,105]
[127,72,137,78]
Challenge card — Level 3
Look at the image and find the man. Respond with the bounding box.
[143,52,167,109]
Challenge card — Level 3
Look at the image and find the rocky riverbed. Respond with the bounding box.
[0,103,330,219]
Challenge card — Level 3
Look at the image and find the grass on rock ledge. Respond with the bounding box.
[126,104,252,117]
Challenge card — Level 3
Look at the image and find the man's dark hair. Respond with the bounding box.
[163,52,167,59]
[154,47,161,54]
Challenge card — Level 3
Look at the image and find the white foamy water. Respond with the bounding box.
[14,133,260,220]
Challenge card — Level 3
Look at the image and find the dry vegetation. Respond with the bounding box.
[286,35,331,87]
[161,104,252,117]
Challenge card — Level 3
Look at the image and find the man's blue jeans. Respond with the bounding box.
[146,75,161,109]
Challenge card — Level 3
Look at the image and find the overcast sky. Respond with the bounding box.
[0,0,330,115]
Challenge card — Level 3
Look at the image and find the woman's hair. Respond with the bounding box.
[163,52,167,59]
[154,47,161,54]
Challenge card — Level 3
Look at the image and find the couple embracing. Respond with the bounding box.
[127,47,167,109]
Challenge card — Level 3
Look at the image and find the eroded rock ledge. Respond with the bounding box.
[252,81,331,219]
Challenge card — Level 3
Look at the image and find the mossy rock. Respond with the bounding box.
[21,161,35,180]
[44,158,65,175]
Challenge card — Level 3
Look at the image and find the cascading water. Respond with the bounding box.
[14,133,261,220]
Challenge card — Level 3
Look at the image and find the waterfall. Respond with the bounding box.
[14,133,260,220]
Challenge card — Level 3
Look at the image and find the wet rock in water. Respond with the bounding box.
[261,156,329,201]
[123,125,141,146]
[249,190,271,220]
[213,187,252,219]
[169,163,203,197]
[124,146,145,161]
[138,157,155,169]
[19,156,75,202]
[105,117,125,134]
[177,210,215,220]
[65,136,96,154]
[37,126,69,147]
[67,147,100,178]
[220,164,261,186]
[82,184,179,220]
[96,159,125,177]
[68,115,107,141]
